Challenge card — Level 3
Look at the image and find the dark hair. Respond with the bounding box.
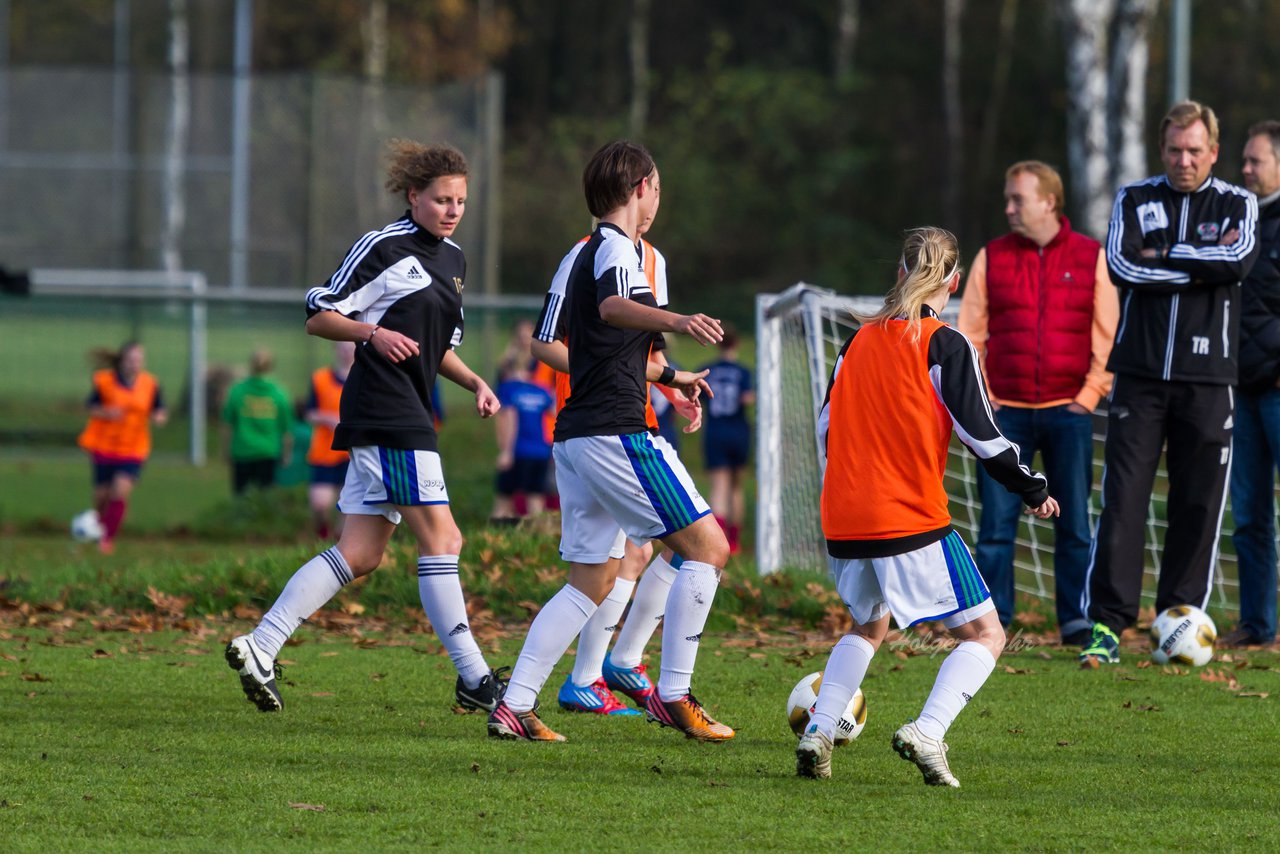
[720,323,739,351]
[582,140,655,219]
[1248,119,1280,164]
[90,340,142,372]
[384,139,468,199]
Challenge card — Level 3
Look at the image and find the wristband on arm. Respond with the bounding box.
[657,365,677,386]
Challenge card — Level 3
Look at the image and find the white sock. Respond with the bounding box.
[657,560,721,702]
[809,634,875,738]
[916,641,997,740]
[572,578,635,686]
[417,555,489,688]
[609,554,678,668]
[504,584,597,712]
[252,547,352,659]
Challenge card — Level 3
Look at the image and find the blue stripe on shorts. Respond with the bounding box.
[619,432,697,535]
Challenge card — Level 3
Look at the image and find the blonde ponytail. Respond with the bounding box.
[857,227,962,341]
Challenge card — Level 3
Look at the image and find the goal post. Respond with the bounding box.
[755,282,1247,614]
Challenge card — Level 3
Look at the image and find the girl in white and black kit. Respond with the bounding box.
[225,141,507,714]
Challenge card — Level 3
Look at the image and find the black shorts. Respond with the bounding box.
[703,420,750,469]
[310,461,349,487]
[91,456,144,486]
[496,457,550,497]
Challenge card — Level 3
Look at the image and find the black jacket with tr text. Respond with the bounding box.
[1105,174,1259,385]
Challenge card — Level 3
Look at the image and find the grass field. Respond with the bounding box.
[2,613,1277,850]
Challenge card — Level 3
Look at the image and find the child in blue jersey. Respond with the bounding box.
[698,326,755,554]
[491,357,556,521]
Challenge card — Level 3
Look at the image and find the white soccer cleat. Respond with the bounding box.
[892,721,960,788]
[225,634,284,712]
[795,727,834,779]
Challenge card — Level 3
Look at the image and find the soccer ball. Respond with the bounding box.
[70,509,104,543]
[786,670,867,746]
[1150,605,1216,667]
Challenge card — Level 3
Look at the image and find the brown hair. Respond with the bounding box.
[1248,119,1280,163]
[1160,100,1220,149]
[859,227,962,342]
[1005,160,1065,218]
[582,140,655,219]
[384,140,468,200]
[89,340,142,371]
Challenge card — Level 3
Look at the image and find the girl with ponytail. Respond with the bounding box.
[795,227,1058,788]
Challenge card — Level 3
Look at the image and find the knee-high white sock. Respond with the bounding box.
[916,641,997,740]
[609,554,679,668]
[809,634,876,738]
[504,584,597,712]
[572,578,635,686]
[252,546,353,659]
[417,555,489,688]
[657,560,721,702]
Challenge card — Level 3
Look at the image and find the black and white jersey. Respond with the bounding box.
[305,211,465,451]
[1106,175,1259,384]
[538,223,662,441]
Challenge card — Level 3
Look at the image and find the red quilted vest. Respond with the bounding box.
[984,217,1100,404]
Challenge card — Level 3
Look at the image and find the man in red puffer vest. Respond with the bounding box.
[959,160,1119,646]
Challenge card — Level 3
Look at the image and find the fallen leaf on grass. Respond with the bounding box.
[20,673,49,682]
[91,649,113,659]
[1001,666,1031,675]
[289,803,325,812]
[1136,660,1152,669]
[1056,740,1071,747]
[319,652,340,657]
[1237,692,1270,699]
[342,601,366,616]
[470,763,481,773]
[310,692,334,698]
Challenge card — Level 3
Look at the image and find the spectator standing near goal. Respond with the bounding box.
[221,348,293,495]
[698,325,755,555]
[1225,120,1280,648]
[958,160,1117,646]
[1080,101,1260,666]
[305,340,355,540]
[796,227,1058,787]
[488,140,732,742]
[77,341,168,554]
[225,140,507,714]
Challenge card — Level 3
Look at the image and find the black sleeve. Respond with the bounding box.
[1105,187,1196,295]
[928,326,1049,506]
[1164,191,1260,283]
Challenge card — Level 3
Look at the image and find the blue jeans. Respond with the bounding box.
[974,404,1094,638]
[1229,388,1280,641]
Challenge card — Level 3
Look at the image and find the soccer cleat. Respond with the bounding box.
[644,692,735,741]
[892,721,959,788]
[1078,623,1121,667]
[455,666,510,713]
[557,676,642,716]
[602,654,656,708]
[795,727,834,779]
[225,634,284,712]
[487,701,566,742]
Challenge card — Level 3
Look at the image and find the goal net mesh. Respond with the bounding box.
[756,283,1243,613]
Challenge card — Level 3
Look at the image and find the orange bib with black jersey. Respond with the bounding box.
[307,368,349,466]
[821,318,953,543]
[552,238,662,431]
[78,370,159,460]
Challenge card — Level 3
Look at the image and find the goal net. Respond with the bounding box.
[755,283,1243,613]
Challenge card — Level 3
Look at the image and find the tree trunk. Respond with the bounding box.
[358,0,388,225]
[161,0,189,274]
[629,0,650,136]
[1108,0,1156,191]
[975,0,1019,204]
[942,0,965,236]
[1062,0,1116,240]
[833,0,859,84]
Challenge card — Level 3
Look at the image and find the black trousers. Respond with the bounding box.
[232,458,278,495]
[1085,374,1233,633]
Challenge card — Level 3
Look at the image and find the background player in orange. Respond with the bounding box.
[77,341,168,554]
[796,227,1058,786]
[305,340,355,540]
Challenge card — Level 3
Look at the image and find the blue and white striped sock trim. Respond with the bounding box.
[417,554,460,578]
[319,547,354,586]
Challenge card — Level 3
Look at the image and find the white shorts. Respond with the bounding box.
[338,446,449,524]
[554,432,710,564]
[827,530,994,629]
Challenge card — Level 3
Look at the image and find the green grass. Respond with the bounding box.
[1,621,1277,850]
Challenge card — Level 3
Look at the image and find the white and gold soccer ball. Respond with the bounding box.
[1150,605,1216,667]
[70,509,103,543]
[786,670,867,746]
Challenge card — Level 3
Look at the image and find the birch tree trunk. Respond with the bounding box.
[942,0,965,234]
[629,0,650,136]
[1062,0,1116,240]
[161,0,189,274]
[1108,0,1156,191]
[833,0,859,84]
[358,0,388,225]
